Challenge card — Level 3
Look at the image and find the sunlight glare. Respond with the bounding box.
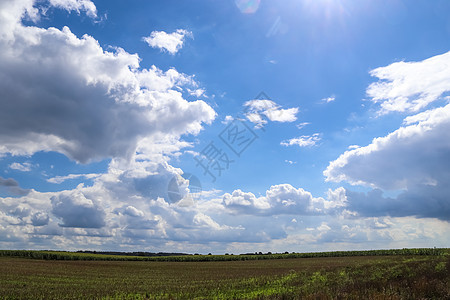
[235,0,261,14]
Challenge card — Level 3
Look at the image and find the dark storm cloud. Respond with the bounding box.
[0,176,30,196]
[346,184,450,221]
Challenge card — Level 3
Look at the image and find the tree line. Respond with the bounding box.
[0,248,446,262]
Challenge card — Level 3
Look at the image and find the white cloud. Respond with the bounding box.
[296,122,310,129]
[317,222,331,231]
[222,184,344,216]
[325,51,450,222]
[51,190,105,228]
[325,103,450,190]
[183,150,200,157]
[222,115,234,124]
[123,206,144,218]
[47,173,100,184]
[367,51,450,114]
[243,99,298,128]
[0,3,215,163]
[187,88,205,98]
[31,211,49,226]
[281,133,321,147]
[48,0,97,18]
[321,96,335,103]
[9,162,33,172]
[142,29,192,55]
[193,213,232,230]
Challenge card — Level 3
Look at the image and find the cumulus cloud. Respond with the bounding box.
[123,205,144,217]
[0,176,349,249]
[222,184,345,216]
[325,104,450,220]
[31,211,49,226]
[325,51,450,222]
[142,29,192,55]
[113,205,159,230]
[243,99,298,128]
[0,172,448,251]
[0,2,215,163]
[367,51,450,114]
[281,133,321,147]
[107,160,187,204]
[325,103,450,190]
[193,213,232,230]
[51,191,105,228]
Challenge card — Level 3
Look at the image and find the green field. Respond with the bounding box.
[0,249,449,299]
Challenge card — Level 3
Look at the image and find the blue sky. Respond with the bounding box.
[0,0,450,253]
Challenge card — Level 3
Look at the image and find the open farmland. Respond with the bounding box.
[0,249,449,299]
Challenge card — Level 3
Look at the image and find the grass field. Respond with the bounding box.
[0,249,449,299]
